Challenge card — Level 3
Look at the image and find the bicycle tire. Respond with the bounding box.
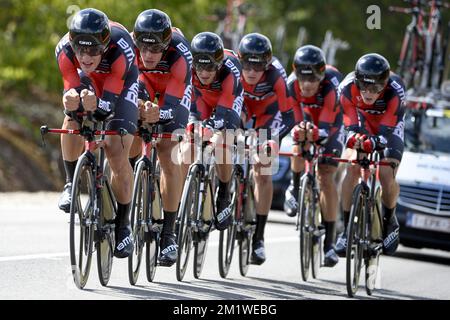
[128,160,147,285]
[346,184,365,297]
[239,170,255,277]
[193,166,215,279]
[311,188,322,279]
[69,154,95,289]
[146,163,162,283]
[218,173,239,278]
[299,175,313,282]
[366,185,383,295]
[96,179,115,287]
[176,166,200,281]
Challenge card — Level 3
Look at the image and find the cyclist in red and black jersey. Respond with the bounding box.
[284,45,344,267]
[336,53,405,257]
[238,33,295,265]
[181,32,243,234]
[129,9,192,267]
[55,8,138,258]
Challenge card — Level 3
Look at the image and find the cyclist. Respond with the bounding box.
[238,33,295,265]
[284,45,344,267]
[56,8,138,258]
[336,53,405,257]
[130,9,192,267]
[181,32,243,234]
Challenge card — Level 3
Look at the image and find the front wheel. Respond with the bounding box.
[69,154,95,289]
[346,184,366,297]
[128,161,147,285]
[218,173,239,278]
[176,166,200,281]
[299,175,313,282]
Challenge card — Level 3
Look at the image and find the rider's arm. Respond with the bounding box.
[159,55,192,123]
[272,75,295,140]
[379,94,406,140]
[208,73,243,130]
[99,52,136,120]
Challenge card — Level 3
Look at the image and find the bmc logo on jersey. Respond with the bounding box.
[225,59,241,79]
[180,85,192,110]
[176,42,193,66]
[117,38,135,65]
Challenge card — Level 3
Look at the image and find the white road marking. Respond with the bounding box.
[0,236,298,262]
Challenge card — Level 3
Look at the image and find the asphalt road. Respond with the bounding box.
[1,192,449,300]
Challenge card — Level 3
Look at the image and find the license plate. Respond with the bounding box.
[406,212,450,234]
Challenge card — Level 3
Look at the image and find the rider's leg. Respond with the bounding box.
[58,115,84,212]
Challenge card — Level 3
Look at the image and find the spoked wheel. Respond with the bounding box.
[128,161,147,285]
[193,167,215,279]
[366,185,383,296]
[346,184,366,297]
[176,166,199,281]
[146,165,162,283]
[311,190,323,279]
[218,174,239,278]
[97,176,115,287]
[299,176,313,282]
[239,172,255,277]
[69,155,95,289]
[239,233,251,277]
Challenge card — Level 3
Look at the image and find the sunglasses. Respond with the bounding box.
[242,61,267,72]
[296,72,323,83]
[137,42,167,54]
[194,62,220,72]
[356,80,385,94]
[72,44,105,57]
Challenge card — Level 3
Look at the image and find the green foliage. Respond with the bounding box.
[0,0,448,95]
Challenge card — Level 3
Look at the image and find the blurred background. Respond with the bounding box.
[0,0,448,192]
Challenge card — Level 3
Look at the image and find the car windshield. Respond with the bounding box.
[405,110,450,154]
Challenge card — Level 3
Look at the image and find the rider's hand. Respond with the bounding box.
[80,89,97,112]
[347,133,365,149]
[142,101,160,124]
[63,89,80,111]
[306,123,319,142]
[293,121,307,142]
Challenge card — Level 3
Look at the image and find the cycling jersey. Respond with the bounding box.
[288,65,345,163]
[56,21,139,134]
[339,72,406,161]
[242,58,295,140]
[190,50,243,130]
[136,28,192,132]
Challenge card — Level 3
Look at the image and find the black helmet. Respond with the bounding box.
[69,8,111,56]
[355,53,390,93]
[293,45,326,82]
[238,33,272,71]
[191,32,224,71]
[133,9,172,52]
